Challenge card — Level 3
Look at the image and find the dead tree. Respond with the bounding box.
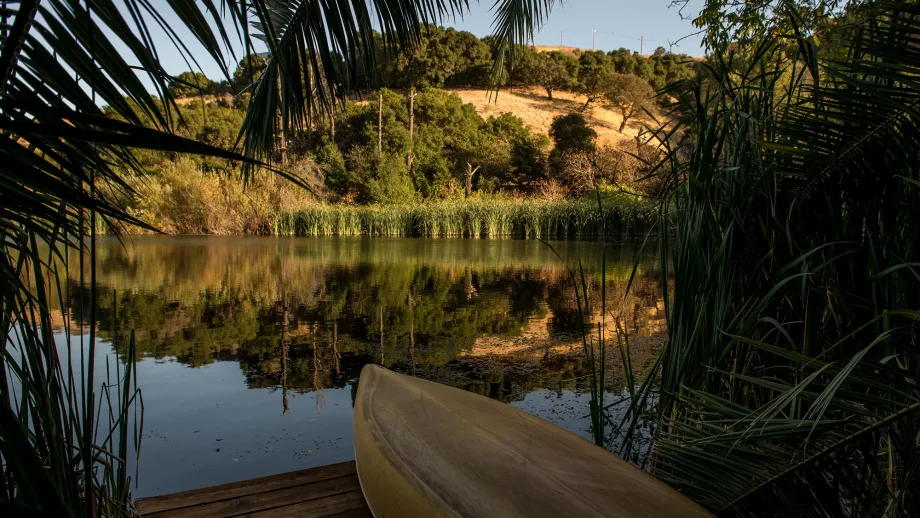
[465,162,481,197]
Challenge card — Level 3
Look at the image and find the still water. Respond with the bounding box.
[55,237,664,498]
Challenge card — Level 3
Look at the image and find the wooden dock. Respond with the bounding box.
[135,461,370,517]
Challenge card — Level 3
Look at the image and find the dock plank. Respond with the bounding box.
[322,509,374,518]
[142,475,360,518]
[136,461,357,514]
[242,490,370,517]
[135,461,367,517]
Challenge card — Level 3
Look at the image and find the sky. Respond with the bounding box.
[446,0,705,56]
[112,0,707,86]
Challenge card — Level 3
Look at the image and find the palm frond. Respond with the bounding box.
[2,1,268,513]
[488,0,556,86]
[1,0,551,513]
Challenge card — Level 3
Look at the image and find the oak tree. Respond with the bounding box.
[605,73,654,132]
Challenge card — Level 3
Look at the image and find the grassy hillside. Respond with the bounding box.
[449,86,651,147]
[533,44,583,55]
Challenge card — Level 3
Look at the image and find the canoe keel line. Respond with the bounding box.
[354,365,712,517]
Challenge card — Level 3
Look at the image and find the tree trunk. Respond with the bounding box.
[277,253,290,414]
[277,75,286,166]
[619,106,632,133]
[332,320,340,374]
[465,162,481,197]
[409,87,415,140]
[312,323,324,415]
[407,87,415,170]
[279,295,290,415]
[545,87,553,100]
[377,91,383,156]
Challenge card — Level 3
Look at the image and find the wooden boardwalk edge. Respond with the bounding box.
[135,461,370,517]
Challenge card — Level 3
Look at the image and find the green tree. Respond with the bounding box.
[333,89,414,201]
[604,73,655,132]
[316,138,348,195]
[518,51,572,99]
[577,64,614,110]
[577,49,612,69]
[414,89,496,196]
[548,113,599,193]
[607,47,697,92]
[233,54,268,93]
[549,113,597,155]
[608,48,640,75]
[385,26,492,88]
[490,113,548,188]
[325,88,514,199]
[170,71,214,97]
[509,134,549,188]
[509,44,540,86]
[346,149,416,204]
[549,51,581,81]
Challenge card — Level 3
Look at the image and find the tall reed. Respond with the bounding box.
[275,197,656,238]
[2,229,143,516]
[609,3,920,515]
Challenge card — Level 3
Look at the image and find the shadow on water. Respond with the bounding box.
[48,236,666,496]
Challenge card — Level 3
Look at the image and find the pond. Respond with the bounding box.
[52,236,665,498]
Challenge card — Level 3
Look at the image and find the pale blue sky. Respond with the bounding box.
[449,0,705,56]
[115,1,706,85]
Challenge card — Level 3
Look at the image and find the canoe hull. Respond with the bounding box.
[354,364,711,517]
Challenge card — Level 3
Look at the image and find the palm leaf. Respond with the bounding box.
[1,0,551,513]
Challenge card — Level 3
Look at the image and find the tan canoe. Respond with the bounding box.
[354,365,712,517]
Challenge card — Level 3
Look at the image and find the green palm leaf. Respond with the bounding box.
[1,0,549,514]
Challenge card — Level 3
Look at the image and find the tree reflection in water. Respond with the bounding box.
[56,237,667,412]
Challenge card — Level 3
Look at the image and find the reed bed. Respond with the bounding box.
[275,197,655,238]
[590,4,920,515]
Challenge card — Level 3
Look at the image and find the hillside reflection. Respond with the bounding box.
[57,237,666,407]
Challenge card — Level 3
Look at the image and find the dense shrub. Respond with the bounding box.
[118,156,319,234]
[549,113,597,188]
[549,113,597,154]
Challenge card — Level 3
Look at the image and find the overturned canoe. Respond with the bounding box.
[354,364,711,517]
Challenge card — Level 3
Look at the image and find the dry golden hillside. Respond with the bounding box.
[533,44,582,56]
[448,86,651,148]
[174,93,231,106]
[175,85,655,149]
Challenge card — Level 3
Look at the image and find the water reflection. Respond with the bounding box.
[53,237,665,497]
